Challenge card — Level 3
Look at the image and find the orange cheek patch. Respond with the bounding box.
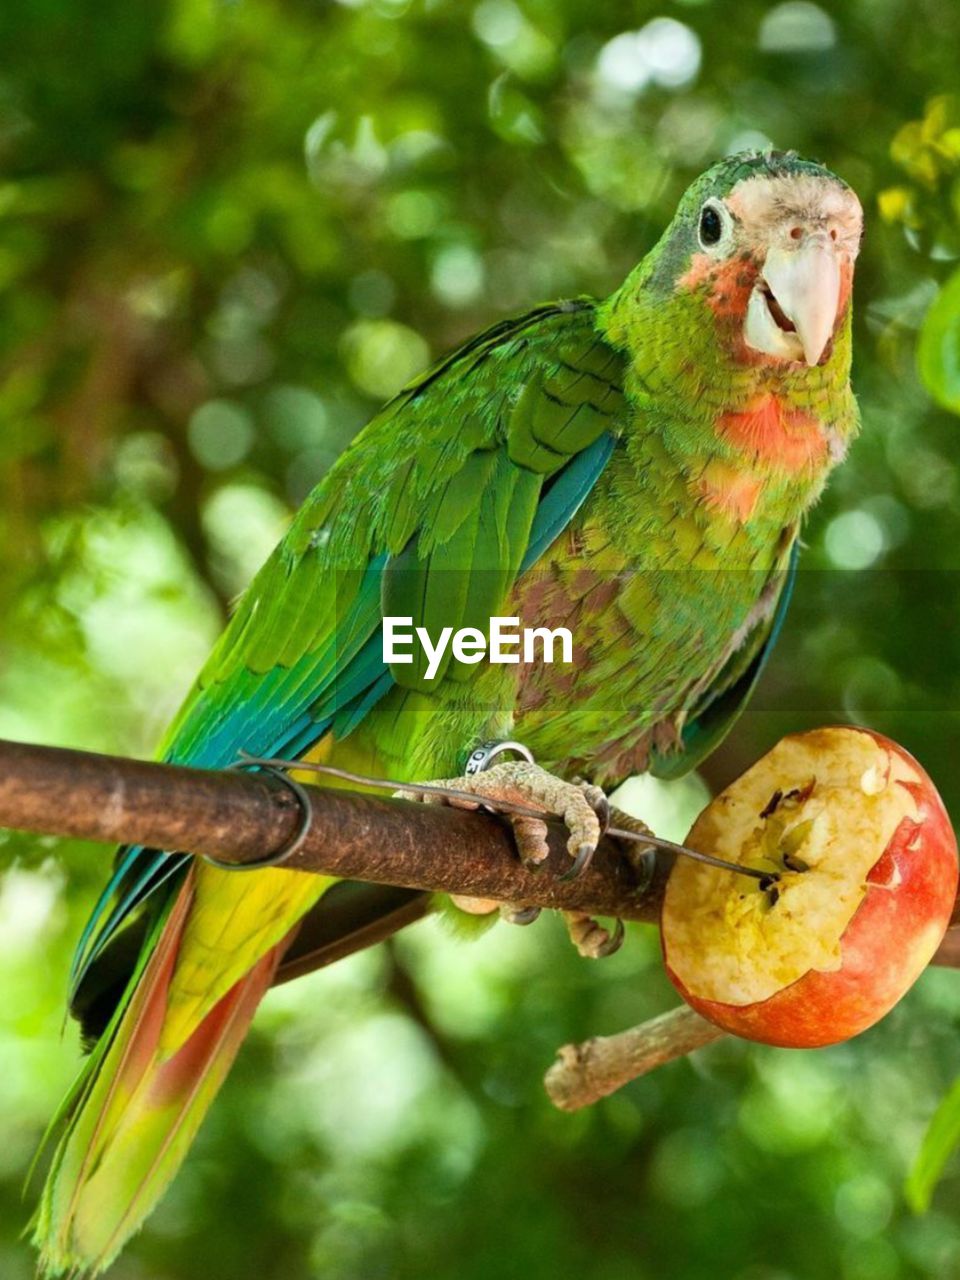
[717,394,828,472]
[697,460,762,523]
[678,254,758,322]
[708,257,757,322]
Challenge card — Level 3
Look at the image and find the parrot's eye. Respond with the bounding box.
[699,206,722,245]
[698,199,731,252]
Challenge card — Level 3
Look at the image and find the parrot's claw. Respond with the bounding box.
[605,805,654,843]
[499,904,542,926]
[395,760,606,880]
[562,911,625,959]
[450,894,499,915]
[558,842,596,883]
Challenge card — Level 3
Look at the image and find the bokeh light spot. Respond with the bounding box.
[188,399,255,471]
[431,244,485,307]
[759,2,836,53]
[596,20,701,95]
[824,509,886,569]
[341,318,430,399]
[202,483,290,596]
[834,1174,894,1239]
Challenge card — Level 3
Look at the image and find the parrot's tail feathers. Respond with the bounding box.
[35,880,283,1278]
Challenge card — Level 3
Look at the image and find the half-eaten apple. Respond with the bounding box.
[661,727,958,1047]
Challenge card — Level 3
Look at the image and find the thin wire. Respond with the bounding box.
[202,761,313,871]
[235,752,776,884]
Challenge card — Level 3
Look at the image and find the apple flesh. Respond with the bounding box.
[661,727,958,1048]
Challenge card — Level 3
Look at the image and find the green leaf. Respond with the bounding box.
[905,1075,960,1212]
[918,266,960,412]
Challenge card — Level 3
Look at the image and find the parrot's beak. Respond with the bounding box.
[756,234,842,367]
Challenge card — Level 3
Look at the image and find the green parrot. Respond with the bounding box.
[35,150,862,1274]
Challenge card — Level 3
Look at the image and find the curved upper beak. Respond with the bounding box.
[762,233,842,367]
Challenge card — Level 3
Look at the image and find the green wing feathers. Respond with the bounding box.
[167,299,623,725]
[380,308,625,688]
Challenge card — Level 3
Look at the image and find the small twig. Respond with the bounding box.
[544,1005,726,1112]
[544,926,960,1111]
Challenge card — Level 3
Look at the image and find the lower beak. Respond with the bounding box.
[762,235,842,367]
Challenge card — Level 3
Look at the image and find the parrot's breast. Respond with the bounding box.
[507,440,792,785]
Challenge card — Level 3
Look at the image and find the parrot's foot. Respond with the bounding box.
[563,910,625,959]
[446,897,541,926]
[399,763,653,959]
[449,899,623,955]
[396,760,607,877]
[559,798,654,958]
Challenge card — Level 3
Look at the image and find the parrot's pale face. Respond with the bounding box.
[676,169,863,370]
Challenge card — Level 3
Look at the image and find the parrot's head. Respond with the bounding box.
[648,150,863,371]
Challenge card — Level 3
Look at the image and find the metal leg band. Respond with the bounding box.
[464,739,535,775]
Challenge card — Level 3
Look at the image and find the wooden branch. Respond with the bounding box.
[0,737,661,921]
[1,734,958,948]
[545,1005,725,1111]
[545,928,960,1110]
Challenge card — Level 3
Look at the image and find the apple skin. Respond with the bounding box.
[663,729,958,1048]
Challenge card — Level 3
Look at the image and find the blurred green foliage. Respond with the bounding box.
[873,92,960,1219]
[884,96,960,417]
[4,1,960,1277]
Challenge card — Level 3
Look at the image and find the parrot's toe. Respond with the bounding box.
[509,813,551,869]
[555,778,611,880]
[605,805,658,884]
[563,910,625,959]
[450,894,500,915]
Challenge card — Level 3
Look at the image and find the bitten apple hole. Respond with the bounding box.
[662,729,922,1007]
